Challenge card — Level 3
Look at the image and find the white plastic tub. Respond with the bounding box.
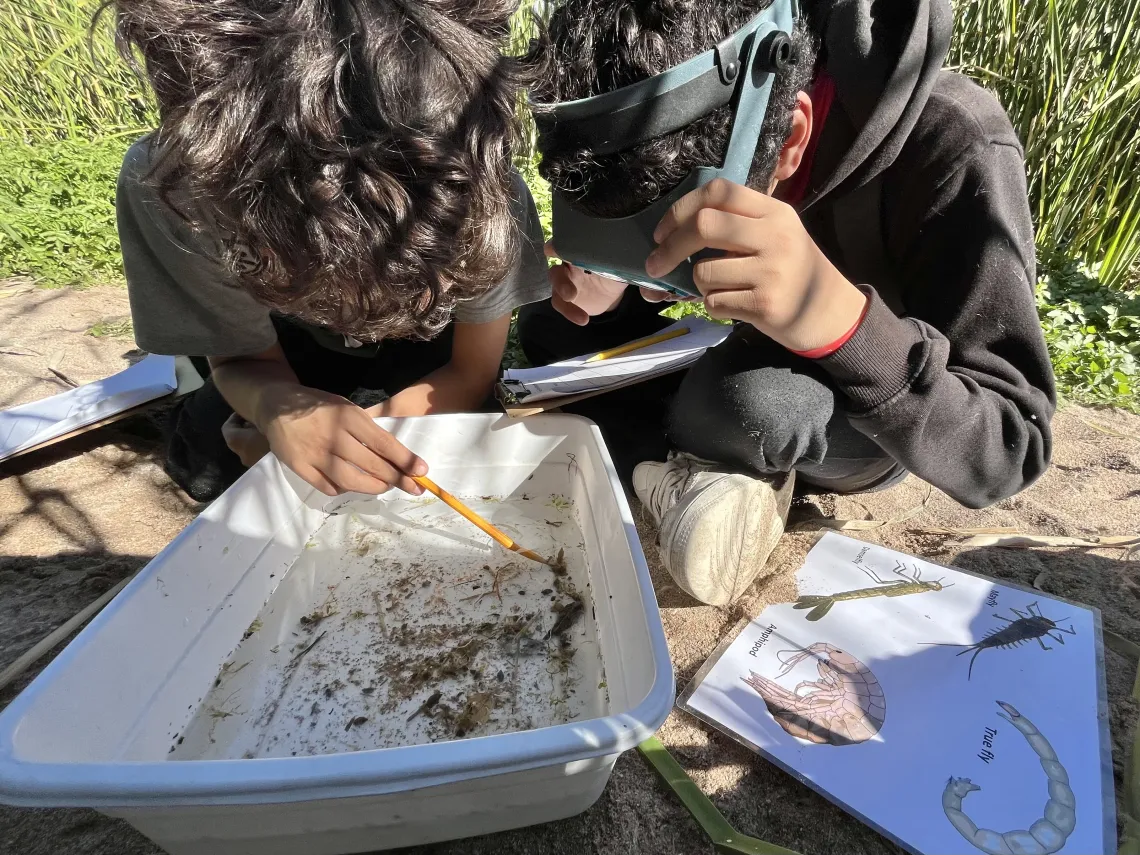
[0,413,674,855]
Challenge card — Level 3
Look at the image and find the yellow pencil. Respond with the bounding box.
[411,475,549,566]
[584,326,690,363]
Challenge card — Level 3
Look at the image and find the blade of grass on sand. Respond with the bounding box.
[953,533,1140,550]
[638,737,804,855]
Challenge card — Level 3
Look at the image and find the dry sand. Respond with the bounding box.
[1,283,1138,855]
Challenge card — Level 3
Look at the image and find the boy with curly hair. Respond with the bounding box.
[525,0,1055,605]
[112,0,549,501]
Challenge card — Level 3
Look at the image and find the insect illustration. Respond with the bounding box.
[741,643,885,746]
[793,560,951,621]
[943,700,1076,855]
[923,601,1076,680]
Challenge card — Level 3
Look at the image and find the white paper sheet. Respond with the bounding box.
[0,354,177,461]
[678,532,1113,855]
[500,317,732,402]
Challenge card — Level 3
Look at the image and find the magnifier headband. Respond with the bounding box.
[532,0,799,297]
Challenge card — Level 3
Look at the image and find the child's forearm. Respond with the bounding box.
[379,362,495,418]
[378,315,509,418]
[208,350,303,431]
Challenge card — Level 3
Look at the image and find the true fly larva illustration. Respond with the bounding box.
[793,560,951,622]
[742,643,885,746]
[923,601,1077,680]
[943,701,1076,855]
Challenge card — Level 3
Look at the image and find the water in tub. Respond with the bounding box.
[171,477,608,759]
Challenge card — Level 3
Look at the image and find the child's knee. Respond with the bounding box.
[668,347,835,472]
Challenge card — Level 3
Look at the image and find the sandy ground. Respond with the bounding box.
[2,283,1139,855]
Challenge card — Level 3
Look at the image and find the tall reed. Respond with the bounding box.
[0,0,152,142]
[949,0,1140,287]
[1,0,1136,285]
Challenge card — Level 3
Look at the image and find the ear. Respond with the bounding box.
[769,91,813,189]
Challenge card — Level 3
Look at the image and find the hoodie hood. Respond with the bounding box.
[798,0,952,211]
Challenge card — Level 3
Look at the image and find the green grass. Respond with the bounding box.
[1,0,1137,411]
[1036,260,1140,411]
[0,1,154,142]
[87,317,133,338]
[0,136,130,286]
[949,0,1140,290]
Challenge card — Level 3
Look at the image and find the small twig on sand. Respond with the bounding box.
[47,366,79,388]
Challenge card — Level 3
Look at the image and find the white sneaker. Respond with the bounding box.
[633,453,795,606]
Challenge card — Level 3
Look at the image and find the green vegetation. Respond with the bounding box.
[87,317,133,338]
[949,0,1140,410]
[0,0,1137,408]
[0,1,143,286]
[948,0,1140,290]
[0,136,129,286]
[0,1,152,141]
[1037,261,1139,410]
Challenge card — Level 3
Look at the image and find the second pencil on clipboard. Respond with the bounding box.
[585,325,690,363]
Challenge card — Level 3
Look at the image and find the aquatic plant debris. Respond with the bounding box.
[171,492,606,760]
[455,691,495,737]
[407,690,442,722]
[300,592,339,627]
[547,600,584,640]
[549,547,567,576]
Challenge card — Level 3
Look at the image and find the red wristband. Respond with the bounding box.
[791,297,871,359]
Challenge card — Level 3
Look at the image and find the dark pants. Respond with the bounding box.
[166,318,456,502]
[517,293,906,493]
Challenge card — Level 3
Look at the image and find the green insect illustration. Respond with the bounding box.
[793,561,952,621]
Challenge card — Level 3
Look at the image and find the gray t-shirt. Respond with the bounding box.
[116,137,550,357]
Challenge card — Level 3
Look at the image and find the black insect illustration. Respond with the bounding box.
[923,601,1076,680]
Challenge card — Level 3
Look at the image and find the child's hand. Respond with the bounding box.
[645,179,869,352]
[255,384,428,497]
[545,241,627,325]
[221,413,271,467]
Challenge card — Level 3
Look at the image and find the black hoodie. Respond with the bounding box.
[795,0,1055,508]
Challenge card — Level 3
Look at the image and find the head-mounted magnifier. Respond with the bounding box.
[531,0,799,297]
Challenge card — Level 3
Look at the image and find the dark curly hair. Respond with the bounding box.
[529,0,816,217]
[105,0,533,340]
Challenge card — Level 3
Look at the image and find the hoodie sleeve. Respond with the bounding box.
[815,138,1056,509]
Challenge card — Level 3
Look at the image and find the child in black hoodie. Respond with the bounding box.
[523,0,1056,605]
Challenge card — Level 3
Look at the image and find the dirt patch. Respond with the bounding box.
[0,284,141,410]
[1,283,1138,855]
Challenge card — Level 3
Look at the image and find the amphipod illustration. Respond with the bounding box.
[742,643,885,746]
[924,601,1077,680]
[943,701,1076,855]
